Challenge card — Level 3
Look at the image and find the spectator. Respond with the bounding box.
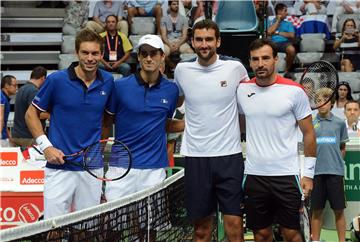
[62,0,89,35]
[127,0,164,35]
[99,15,133,76]
[272,0,296,15]
[1,75,17,147]
[300,0,327,15]
[344,100,360,137]
[160,0,194,69]
[86,0,128,36]
[311,87,349,242]
[331,0,360,33]
[333,81,354,119]
[333,18,360,72]
[267,3,296,78]
[12,67,49,148]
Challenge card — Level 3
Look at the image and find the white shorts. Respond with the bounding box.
[105,168,166,201]
[44,168,102,219]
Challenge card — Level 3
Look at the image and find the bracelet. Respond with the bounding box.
[35,135,53,152]
[303,157,316,178]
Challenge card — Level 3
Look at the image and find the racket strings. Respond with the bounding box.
[300,61,338,110]
[84,141,131,180]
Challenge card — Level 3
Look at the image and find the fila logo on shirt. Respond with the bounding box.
[161,99,168,104]
[220,80,227,87]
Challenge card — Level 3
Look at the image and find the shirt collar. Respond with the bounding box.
[1,90,10,101]
[67,62,104,82]
[316,112,334,121]
[345,119,360,128]
[135,69,162,89]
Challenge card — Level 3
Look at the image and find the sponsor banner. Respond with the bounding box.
[0,147,44,192]
[0,192,43,229]
[344,150,360,201]
[20,171,44,185]
[0,152,18,166]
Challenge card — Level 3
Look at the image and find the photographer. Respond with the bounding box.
[333,18,360,72]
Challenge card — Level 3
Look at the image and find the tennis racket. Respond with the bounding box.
[299,60,338,110]
[34,139,132,181]
[300,194,311,242]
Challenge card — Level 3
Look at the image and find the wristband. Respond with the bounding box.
[303,157,316,178]
[36,135,53,152]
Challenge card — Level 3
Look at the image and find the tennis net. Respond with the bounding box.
[0,169,221,242]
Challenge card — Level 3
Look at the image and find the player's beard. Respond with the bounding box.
[254,68,271,79]
[195,47,216,62]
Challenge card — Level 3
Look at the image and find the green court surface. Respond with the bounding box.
[244,229,352,241]
[320,229,352,242]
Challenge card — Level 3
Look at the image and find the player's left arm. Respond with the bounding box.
[166,119,185,133]
[340,120,349,158]
[298,115,317,197]
[340,143,346,158]
[239,114,246,142]
[102,111,114,139]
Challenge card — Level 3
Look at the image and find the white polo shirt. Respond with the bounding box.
[237,75,312,176]
[174,55,249,157]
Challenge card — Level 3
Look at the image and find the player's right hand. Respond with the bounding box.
[43,147,65,165]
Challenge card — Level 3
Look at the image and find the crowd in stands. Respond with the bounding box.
[2,0,360,140]
[59,0,360,77]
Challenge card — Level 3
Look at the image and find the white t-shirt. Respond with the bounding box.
[237,75,312,176]
[345,119,360,137]
[174,55,249,156]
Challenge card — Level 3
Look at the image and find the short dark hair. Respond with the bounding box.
[249,39,278,58]
[30,66,47,80]
[75,28,104,53]
[105,14,118,23]
[168,0,178,6]
[192,19,220,40]
[1,75,16,89]
[275,3,287,15]
[344,100,360,109]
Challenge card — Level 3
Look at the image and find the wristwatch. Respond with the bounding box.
[275,30,280,35]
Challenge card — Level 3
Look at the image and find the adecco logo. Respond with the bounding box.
[0,152,18,166]
[20,171,44,185]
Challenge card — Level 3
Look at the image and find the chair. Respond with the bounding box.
[130,17,156,35]
[276,52,286,73]
[58,54,78,70]
[296,33,325,66]
[61,35,75,54]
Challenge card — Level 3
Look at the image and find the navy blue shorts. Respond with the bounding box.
[311,175,347,210]
[243,175,302,230]
[185,153,245,221]
[275,41,293,53]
